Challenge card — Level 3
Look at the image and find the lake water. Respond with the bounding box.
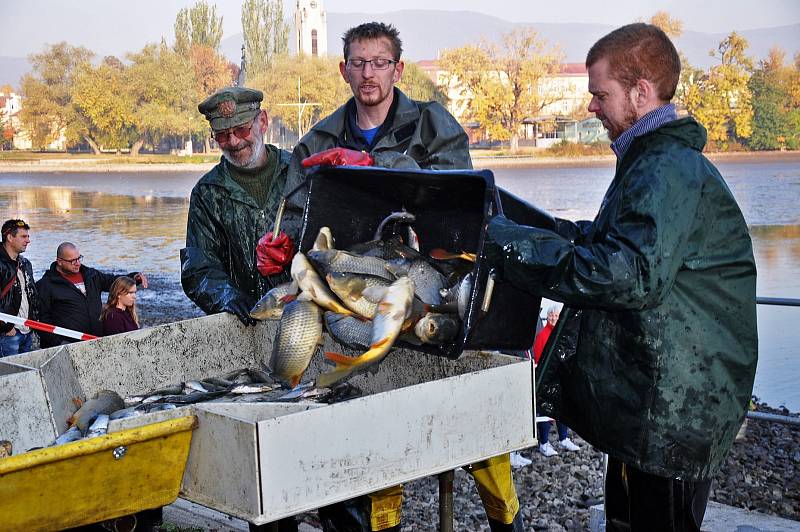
[1,155,798,410]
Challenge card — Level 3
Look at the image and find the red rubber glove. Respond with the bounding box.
[301,147,374,168]
[256,231,295,276]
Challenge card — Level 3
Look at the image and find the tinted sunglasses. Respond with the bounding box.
[212,120,255,144]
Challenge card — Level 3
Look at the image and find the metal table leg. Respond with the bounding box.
[439,469,455,532]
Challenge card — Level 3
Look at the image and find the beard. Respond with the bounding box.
[605,100,639,141]
[222,125,267,169]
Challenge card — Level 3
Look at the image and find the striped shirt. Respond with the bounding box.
[611,103,677,159]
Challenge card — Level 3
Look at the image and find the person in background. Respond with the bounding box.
[0,219,40,356]
[101,276,140,336]
[285,21,523,532]
[181,86,294,328]
[531,304,580,457]
[485,23,757,531]
[36,242,147,347]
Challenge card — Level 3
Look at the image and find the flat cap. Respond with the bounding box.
[199,86,263,130]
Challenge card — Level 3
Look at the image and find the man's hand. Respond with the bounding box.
[223,297,257,327]
[256,231,295,276]
[133,272,148,289]
[5,327,16,337]
[301,148,374,168]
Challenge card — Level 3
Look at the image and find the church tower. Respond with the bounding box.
[295,0,327,57]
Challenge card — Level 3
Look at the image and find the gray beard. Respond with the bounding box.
[223,127,267,169]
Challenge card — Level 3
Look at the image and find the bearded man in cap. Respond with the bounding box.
[181,87,295,328]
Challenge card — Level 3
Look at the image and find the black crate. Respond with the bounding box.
[298,166,541,359]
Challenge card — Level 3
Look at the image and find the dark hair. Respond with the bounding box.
[1,219,29,242]
[100,276,139,327]
[586,23,680,102]
[342,22,403,61]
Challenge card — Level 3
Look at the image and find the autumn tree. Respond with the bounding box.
[645,11,698,108]
[242,0,289,79]
[19,42,94,150]
[71,57,136,153]
[398,62,448,105]
[685,32,753,148]
[440,28,565,152]
[174,0,224,55]
[254,54,350,138]
[749,48,800,150]
[126,43,202,155]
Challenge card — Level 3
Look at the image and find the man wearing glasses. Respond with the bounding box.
[36,242,148,348]
[281,21,472,241]
[181,86,294,328]
[282,22,523,532]
[0,219,40,356]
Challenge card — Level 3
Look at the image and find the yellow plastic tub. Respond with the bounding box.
[0,415,197,531]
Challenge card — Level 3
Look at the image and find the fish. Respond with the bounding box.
[414,313,460,345]
[326,272,392,318]
[269,298,324,387]
[246,367,275,384]
[250,281,299,320]
[440,272,473,320]
[154,390,228,405]
[429,248,477,262]
[68,390,125,432]
[53,426,83,446]
[324,311,373,350]
[373,211,416,241]
[307,249,395,281]
[85,414,110,438]
[318,276,415,388]
[385,258,446,305]
[291,252,354,315]
[312,226,335,251]
[230,384,273,394]
[109,407,141,420]
[202,376,233,389]
[185,380,209,393]
[347,234,422,261]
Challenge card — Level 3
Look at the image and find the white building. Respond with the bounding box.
[1,91,67,151]
[295,0,327,57]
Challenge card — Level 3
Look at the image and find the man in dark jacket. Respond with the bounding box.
[0,219,40,356]
[181,86,293,328]
[284,22,522,532]
[485,24,757,531]
[36,242,147,348]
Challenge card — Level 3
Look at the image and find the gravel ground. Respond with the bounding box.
[150,292,799,531]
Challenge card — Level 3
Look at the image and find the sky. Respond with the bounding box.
[1,0,799,58]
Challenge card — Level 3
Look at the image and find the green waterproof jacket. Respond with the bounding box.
[181,145,292,315]
[281,88,472,241]
[486,117,758,481]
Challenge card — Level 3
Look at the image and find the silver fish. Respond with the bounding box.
[307,249,395,281]
[318,276,415,388]
[250,281,299,320]
[185,380,209,393]
[324,311,373,350]
[374,211,416,241]
[53,426,83,446]
[326,272,391,318]
[386,258,446,305]
[439,272,473,320]
[230,384,274,394]
[269,298,324,387]
[414,312,460,345]
[291,252,354,315]
[85,414,110,438]
[312,226,335,251]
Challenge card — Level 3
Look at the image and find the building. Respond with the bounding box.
[417,60,599,146]
[295,0,327,57]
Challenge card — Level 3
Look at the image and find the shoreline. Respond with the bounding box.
[0,150,798,173]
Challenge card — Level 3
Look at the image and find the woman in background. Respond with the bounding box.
[100,276,139,335]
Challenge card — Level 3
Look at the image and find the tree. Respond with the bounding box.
[685,32,754,148]
[398,62,448,105]
[241,0,289,79]
[126,43,202,155]
[749,48,800,150]
[254,54,350,138]
[440,28,565,152]
[19,42,94,150]
[71,57,136,153]
[174,0,224,55]
[648,11,683,38]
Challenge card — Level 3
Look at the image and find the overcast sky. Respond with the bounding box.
[1,0,799,58]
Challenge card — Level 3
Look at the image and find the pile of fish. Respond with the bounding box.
[50,368,363,448]
[251,211,476,390]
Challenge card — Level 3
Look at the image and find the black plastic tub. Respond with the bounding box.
[298,165,542,359]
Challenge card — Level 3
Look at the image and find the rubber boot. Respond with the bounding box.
[487,511,524,532]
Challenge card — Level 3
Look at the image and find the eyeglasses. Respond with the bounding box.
[58,255,83,265]
[345,58,398,71]
[211,119,255,144]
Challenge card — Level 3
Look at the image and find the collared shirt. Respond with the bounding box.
[611,103,677,159]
